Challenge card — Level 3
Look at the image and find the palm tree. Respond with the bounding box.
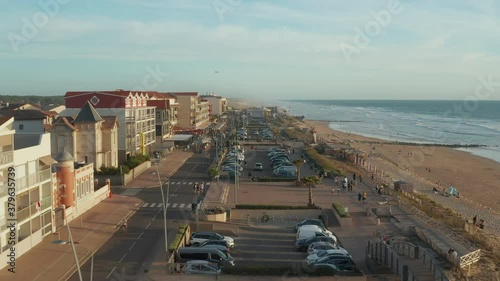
[293,159,304,183]
[303,175,320,207]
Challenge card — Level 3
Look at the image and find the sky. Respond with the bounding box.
[0,0,499,100]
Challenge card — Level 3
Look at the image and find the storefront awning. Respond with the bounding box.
[39,155,57,166]
[165,134,193,141]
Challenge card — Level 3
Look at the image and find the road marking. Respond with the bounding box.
[129,242,136,250]
[119,253,127,263]
[138,231,144,239]
[188,182,192,185]
[175,182,181,185]
[157,203,163,208]
[121,189,141,196]
[146,222,151,229]
[106,266,117,279]
[166,203,171,208]
[206,182,211,186]
[187,204,192,209]
[134,203,140,207]
[179,203,185,208]
[150,203,156,207]
[172,203,178,208]
[142,203,149,207]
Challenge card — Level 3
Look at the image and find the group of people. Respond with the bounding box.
[193,182,204,194]
[472,215,485,229]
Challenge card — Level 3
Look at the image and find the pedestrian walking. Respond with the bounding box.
[193,182,197,192]
[359,175,363,183]
[362,191,367,203]
[200,182,205,192]
[353,173,356,181]
[357,192,362,201]
[337,188,340,195]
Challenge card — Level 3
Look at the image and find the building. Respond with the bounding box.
[147,92,179,140]
[0,117,55,269]
[63,90,156,163]
[201,94,227,116]
[246,107,272,121]
[50,101,119,169]
[172,92,211,133]
[0,109,47,134]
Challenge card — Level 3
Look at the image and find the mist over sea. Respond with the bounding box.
[270,100,500,164]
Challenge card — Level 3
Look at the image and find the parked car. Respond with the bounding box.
[307,242,337,255]
[190,232,234,247]
[198,240,231,250]
[176,247,235,266]
[182,260,221,275]
[199,244,230,256]
[297,225,337,244]
[306,248,351,264]
[295,236,336,252]
[254,163,263,171]
[308,256,356,270]
[295,219,325,231]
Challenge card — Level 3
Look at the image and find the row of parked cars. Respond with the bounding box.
[267,147,297,178]
[294,219,356,272]
[175,231,236,274]
[221,146,245,176]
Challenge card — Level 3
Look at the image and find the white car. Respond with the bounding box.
[297,225,337,244]
[190,232,235,248]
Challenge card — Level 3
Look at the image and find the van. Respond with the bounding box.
[297,225,337,244]
[176,247,235,266]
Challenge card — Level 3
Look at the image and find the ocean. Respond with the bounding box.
[270,100,500,164]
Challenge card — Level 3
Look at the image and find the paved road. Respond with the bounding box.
[67,153,213,281]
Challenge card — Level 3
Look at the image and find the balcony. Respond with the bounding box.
[0,150,13,166]
[126,117,135,123]
[16,169,52,193]
[16,196,50,223]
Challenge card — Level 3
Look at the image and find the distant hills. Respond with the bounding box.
[0,95,64,107]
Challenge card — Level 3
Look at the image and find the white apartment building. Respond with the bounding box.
[201,94,227,116]
[0,116,54,269]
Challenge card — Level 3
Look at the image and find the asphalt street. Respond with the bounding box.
[67,152,213,281]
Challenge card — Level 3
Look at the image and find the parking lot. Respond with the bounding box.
[231,225,305,267]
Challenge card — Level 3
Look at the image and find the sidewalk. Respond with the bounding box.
[0,152,193,281]
[0,195,142,281]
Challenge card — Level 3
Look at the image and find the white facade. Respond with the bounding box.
[0,133,53,270]
[202,95,227,116]
[14,119,44,134]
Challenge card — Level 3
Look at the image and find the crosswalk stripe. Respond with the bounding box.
[142,203,149,207]
[166,203,171,208]
[179,203,185,208]
[188,182,192,185]
[176,182,181,185]
[172,203,178,208]
[206,182,211,186]
[187,204,192,208]
[157,203,163,208]
[150,203,156,207]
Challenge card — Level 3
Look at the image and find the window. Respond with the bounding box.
[18,124,24,130]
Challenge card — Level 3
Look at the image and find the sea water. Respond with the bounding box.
[272,100,500,163]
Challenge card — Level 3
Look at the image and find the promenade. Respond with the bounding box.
[0,151,192,281]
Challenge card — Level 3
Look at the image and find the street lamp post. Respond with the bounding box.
[155,162,169,259]
[63,205,83,281]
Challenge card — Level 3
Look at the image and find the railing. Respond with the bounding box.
[16,169,52,193]
[368,241,450,281]
[0,150,13,166]
[17,196,52,223]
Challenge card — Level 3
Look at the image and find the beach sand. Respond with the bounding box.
[305,120,500,214]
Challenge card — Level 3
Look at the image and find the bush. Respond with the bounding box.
[168,233,183,251]
[96,165,131,175]
[332,203,350,218]
[203,206,226,215]
[207,165,218,178]
[235,204,320,210]
[304,148,343,177]
[256,177,296,182]
[125,154,150,169]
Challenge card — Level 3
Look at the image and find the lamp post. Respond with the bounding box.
[155,162,169,259]
[62,204,83,281]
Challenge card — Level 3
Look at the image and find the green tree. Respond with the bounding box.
[303,175,320,207]
[293,159,304,182]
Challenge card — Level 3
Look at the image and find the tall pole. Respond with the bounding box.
[64,205,83,281]
[90,252,94,281]
[155,163,168,259]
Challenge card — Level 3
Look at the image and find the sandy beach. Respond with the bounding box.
[305,120,500,215]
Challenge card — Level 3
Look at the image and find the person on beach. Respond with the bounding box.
[472,215,477,226]
[358,192,362,201]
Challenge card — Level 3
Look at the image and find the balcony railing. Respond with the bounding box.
[17,196,52,223]
[0,150,13,166]
[16,169,52,193]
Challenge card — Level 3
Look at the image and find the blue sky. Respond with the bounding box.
[0,0,499,100]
